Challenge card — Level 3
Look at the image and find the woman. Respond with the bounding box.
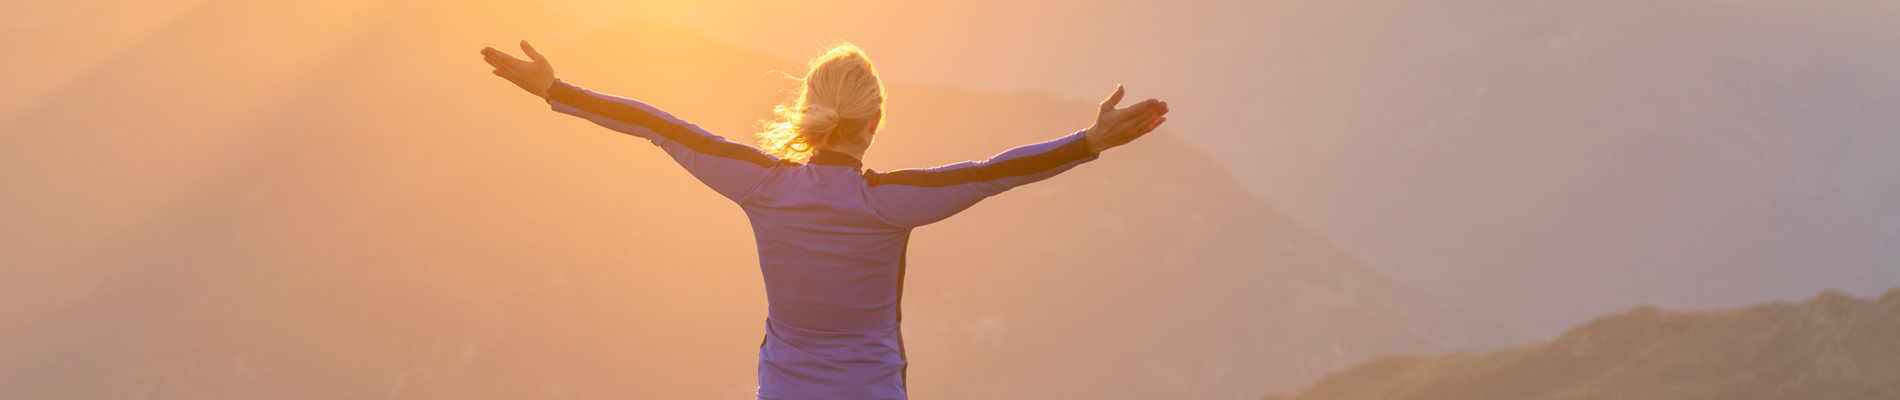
[481,40,1167,400]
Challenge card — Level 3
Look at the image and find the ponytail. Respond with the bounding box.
[758,43,886,161]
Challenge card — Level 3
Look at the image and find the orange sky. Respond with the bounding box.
[3,0,1898,398]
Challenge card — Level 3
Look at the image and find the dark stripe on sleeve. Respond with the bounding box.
[549,82,776,168]
[895,237,910,390]
[866,136,1092,187]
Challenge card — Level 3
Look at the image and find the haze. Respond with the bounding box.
[2,0,1895,399]
[532,0,1900,337]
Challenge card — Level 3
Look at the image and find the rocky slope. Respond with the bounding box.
[1271,289,1900,400]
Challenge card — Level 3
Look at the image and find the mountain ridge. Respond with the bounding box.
[1271,288,1900,400]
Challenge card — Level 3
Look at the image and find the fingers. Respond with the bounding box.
[484,52,528,84]
[486,55,541,85]
[1139,116,1167,134]
[1116,104,1169,136]
[1107,99,1167,128]
[1110,114,1164,146]
[485,57,524,80]
[1100,84,1125,112]
[483,56,510,76]
[482,46,532,69]
[1121,98,1161,115]
[482,47,524,69]
[1133,100,1169,119]
[482,51,514,71]
[481,53,507,70]
[521,40,549,67]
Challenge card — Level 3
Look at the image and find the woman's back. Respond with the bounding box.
[743,155,910,334]
[744,154,915,400]
[738,140,1098,399]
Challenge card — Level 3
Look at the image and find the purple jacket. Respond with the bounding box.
[549,81,1097,400]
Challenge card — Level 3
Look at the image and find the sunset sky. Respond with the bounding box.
[3,0,1897,399]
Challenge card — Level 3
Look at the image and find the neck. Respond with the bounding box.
[817,141,869,162]
[809,147,865,168]
[818,112,879,162]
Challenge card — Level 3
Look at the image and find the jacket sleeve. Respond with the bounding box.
[866,130,1098,228]
[546,80,777,202]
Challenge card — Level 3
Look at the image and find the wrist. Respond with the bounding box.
[538,78,560,101]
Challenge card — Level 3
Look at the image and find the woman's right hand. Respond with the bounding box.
[1083,85,1169,154]
[481,40,557,99]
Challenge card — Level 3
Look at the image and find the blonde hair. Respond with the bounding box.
[757,43,886,161]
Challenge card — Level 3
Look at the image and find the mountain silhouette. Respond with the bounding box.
[2,0,1505,398]
[1269,288,1900,400]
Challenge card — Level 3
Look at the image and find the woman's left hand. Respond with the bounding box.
[1083,85,1169,154]
[481,40,556,99]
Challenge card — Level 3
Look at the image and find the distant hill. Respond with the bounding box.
[1,0,1505,399]
[1269,289,1900,400]
[1224,0,1900,339]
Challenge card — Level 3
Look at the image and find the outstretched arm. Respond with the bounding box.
[867,86,1169,228]
[480,41,776,202]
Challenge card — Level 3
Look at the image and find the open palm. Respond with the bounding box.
[481,40,556,99]
[1084,85,1170,154]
